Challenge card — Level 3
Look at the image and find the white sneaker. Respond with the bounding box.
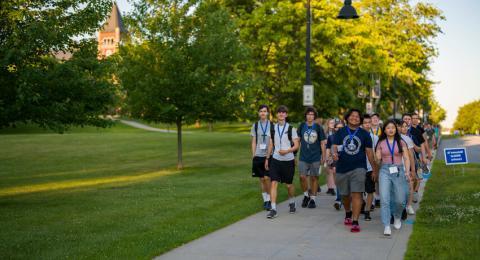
[394,218,402,230]
[407,205,415,215]
[384,226,392,236]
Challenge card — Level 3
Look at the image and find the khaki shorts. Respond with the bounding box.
[298,161,321,176]
[336,168,366,196]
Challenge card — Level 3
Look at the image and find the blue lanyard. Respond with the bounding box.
[407,127,412,138]
[277,123,287,147]
[386,138,396,164]
[259,120,269,143]
[346,127,360,144]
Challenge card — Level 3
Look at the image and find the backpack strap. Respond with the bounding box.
[254,121,258,144]
[288,125,293,147]
[270,123,276,155]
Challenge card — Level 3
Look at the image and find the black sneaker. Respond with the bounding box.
[331,189,336,196]
[289,203,296,214]
[267,209,277,219]
[364,211,372,221]
[307,199,316,208]
[401,208,408,220]
[266,201,272,211]
[375,199,381,208]
[263,201,268,210]
[301,196,310,208]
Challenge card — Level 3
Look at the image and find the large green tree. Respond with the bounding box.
[0,0,116,132]
[453,100,480,134]
[117,0,246,169]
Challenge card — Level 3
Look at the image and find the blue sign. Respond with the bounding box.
[444,148,468,165]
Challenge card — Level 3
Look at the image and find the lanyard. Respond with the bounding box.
[371,127,379,136]
[259,120,268,143]
[386,138,396,164]
[346,127,360,144]
[277,123,287,147]
[407,127,412,138]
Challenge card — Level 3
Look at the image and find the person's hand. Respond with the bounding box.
[264,159,269,171]
[405,172,411,182]
[333,153,339,161]
[279,149,289,156]
[371,171,378,182]
[321,157,325,165]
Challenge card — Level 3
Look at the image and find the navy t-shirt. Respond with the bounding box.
[297,123,326,163]
[408,126,425,146]
[326,134,335,150]
[333,126,372,173]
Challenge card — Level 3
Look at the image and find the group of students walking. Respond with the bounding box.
[250,105,435,236]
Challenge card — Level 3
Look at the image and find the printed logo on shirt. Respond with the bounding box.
[303,130,318,144]
[342,135,362,155]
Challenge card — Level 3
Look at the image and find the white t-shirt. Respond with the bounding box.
[401,134,414,149]
[250,120,271,157]
[272,123,299,161]
[366,132,379,172]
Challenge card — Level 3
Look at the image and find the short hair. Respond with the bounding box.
[344,108,363,122]
[402,113,411,119]
[394,119,403,126]
[371,113,380,118]
[258,104,270,113]
[304,106,317,119]
[362,114,371,124]
[276,105,288,113]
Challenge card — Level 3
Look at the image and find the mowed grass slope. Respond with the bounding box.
[405,161,480,259]
[0,123,294,259]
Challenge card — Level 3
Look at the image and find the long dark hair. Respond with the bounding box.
[375,119,404,154]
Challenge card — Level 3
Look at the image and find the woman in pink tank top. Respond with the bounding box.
[375,120,411,236]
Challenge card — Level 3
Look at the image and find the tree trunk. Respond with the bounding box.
[208,121,213,132]
[176,118,183,170]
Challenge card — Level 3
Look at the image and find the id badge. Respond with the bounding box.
[337,145,343,152]
[259,144,267,150]
[389,166,399,174]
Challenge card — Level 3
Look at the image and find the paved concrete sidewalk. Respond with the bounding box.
[157,179,428,260]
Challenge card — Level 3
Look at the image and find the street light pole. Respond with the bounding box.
[306,0,312,86]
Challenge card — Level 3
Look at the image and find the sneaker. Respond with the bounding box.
[384,226,392,236]
[307,199,316,208]
[331,189,336,196]
[351,224,361,233]
[326,188,332,195]
[394,218,402,230]
[289,203,296,214]
[361,201,366,214]
[334,201,341,211]
[344,217,353,226]
[267,209,277,219]
[401,208,408,220]
[301,196,310,208]
[375,199,381,208]
[364,211,372,221]
[413,192,419,203]
[266,201,272,211]
[263,201,268,210]
[407,205,415,215]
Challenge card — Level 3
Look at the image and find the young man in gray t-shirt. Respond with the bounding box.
[250,105,273,211]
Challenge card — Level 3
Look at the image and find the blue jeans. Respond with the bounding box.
[379,164,408,227]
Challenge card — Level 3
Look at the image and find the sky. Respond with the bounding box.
[115,0,480,128]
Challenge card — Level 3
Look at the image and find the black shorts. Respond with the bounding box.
[252,156,269,178]
[365,171,375,193]
[269,158,295,184]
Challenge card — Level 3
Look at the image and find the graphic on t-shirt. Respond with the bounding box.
[342,135,362,155]
[303,130,318,144]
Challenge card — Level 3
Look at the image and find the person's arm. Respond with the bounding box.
[402,143,411,182]
[408,148,415,175]
[251,137,256,158]
[321,140,327,164]
[423,132,432,158]
[265,137,273,170]
[332,144,339,161]
[375,145,382,164]
[366,148,378,181]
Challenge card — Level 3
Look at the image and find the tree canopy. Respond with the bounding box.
[453,100,480,134]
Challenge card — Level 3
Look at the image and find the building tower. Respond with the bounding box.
[98,2,126,58]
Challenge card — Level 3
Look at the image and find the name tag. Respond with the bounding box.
[337,145,343,152]
[389,166,399,174]
[259,144,267,150]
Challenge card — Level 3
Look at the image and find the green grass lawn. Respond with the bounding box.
[405,161,480,259]
[0,122,307,259]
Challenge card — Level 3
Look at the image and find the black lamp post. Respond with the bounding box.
[304,0,359,106]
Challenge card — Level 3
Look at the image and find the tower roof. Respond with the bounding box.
[101,2,126,33]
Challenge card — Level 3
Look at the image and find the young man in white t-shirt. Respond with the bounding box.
[265,105,300,219]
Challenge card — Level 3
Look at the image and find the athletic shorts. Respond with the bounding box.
[269,158,295,184]
[336,168,366,196]
[299,161,321,176]
[365,171,376,193]
[252,156,269,178]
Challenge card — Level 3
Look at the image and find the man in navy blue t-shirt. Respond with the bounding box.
[297,107,326,209]
[333,109,377,233]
